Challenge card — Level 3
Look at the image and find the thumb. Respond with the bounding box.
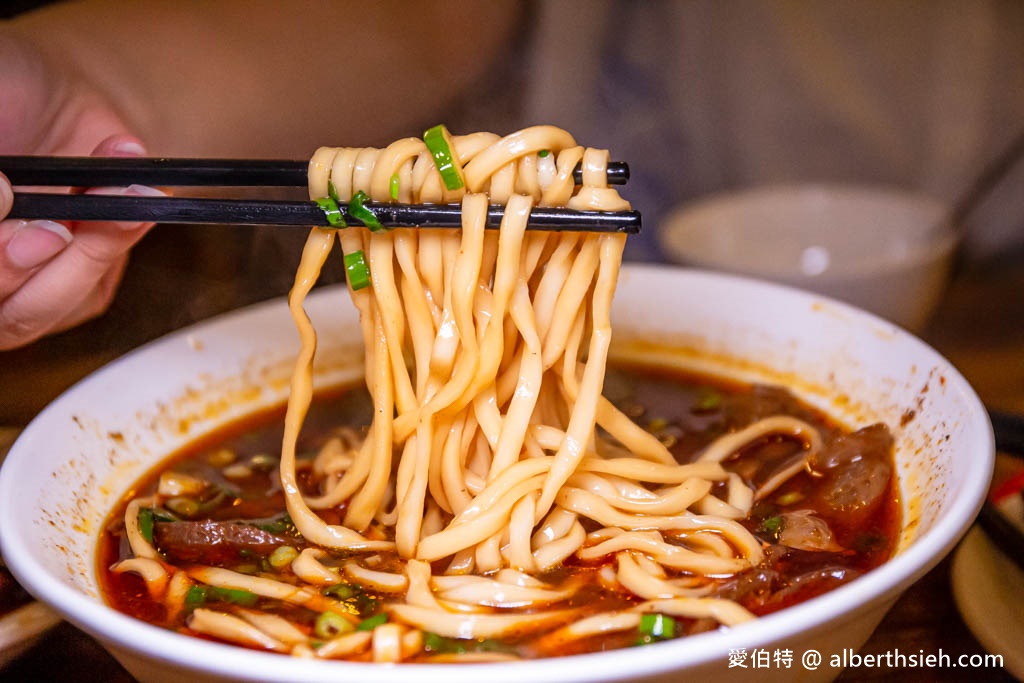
[91,133,148,158]
[0,172,11,219]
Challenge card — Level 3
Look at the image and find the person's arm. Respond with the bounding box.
[0,0,521,350]
[8,0,522,156]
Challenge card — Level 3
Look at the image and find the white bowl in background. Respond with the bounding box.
[0,266,993,683]
[658,184,959,332]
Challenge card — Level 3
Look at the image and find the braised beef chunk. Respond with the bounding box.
[153,520,301,564]
[719,545,863,614]
[812,424,894,527]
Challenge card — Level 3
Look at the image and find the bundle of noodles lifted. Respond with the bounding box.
[109,125,895,662]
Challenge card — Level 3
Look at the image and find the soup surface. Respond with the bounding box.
[99,363,898,661]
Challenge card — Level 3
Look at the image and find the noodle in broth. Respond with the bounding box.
[102,126,896,662]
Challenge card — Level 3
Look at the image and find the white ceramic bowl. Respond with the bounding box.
[658,184,959,332]
[0,266,992,683]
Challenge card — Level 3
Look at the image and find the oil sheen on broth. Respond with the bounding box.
[99,364,898,661]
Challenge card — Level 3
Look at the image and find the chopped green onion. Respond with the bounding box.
[327,179,341,203]
[166,497,199,518]
[357,594,380,615]
[423,632,463,654]
[423,632,510,654]
[315,611,355,639]
[207,448,235,467]
[347,190,383,231]
[647,417,668,432]
[315,196,346,228]
[207,586,260,607]
[760,515,784,534]
[693,387,722,411]
[184,585,207,610]
[256,513,295,534]
[775,491,804,506]
[356,613,388,631]
[389,173,400,200]
[637,613,676,645]
[343,250,371,290]
[323,583,358,600]
[322,582,377,615]
[138,508,155,543]
[268,545,298,569]
[537,149,550,158]
[183,488,229,516]
[422,124,465,190]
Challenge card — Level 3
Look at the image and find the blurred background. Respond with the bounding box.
[2,0,1022,422]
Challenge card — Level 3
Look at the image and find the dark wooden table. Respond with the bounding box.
[1,227,1022,681]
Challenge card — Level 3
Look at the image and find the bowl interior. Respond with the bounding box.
[0,265,992,683]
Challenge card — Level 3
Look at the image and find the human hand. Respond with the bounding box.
[0,32,160,350]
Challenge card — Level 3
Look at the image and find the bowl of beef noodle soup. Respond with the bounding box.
[0,127,993,683]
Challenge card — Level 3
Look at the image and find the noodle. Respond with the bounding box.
[110,125,837,661]
[292,126,774,642]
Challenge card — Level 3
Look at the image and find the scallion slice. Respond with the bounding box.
[208,586,260,607]
[327,179,341,203]
[315,611,355,639]
[760,515,784,534]
[315,196,346,228]
[693,387,722,411]
[268,545,298,569]
[637,613,676,645]
[356,613,388,631]
[323,583,358,600]
[347,190,384,231]
[343,250,371,290]
[422,124,465,190]
[775,491,804,506]
[538,149,550,158]
[184,585,207,610]
[138,507,155,543]
[389,172,400,200]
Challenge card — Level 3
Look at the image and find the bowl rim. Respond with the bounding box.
[0,265,994,682]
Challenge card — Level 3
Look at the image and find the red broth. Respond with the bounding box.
[98,364,899,660]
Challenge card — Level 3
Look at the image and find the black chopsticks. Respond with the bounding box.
[975,408,1024,573]
[0,156,639,233]
[0,156,630,188]
[9,193,642,233]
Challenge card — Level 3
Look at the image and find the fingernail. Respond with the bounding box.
[0,174,12,209]
[6,220,73,269]
[122,184,166,197]
[112,140,147,156]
